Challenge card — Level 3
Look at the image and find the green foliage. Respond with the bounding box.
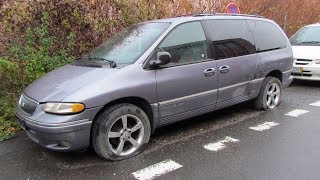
[11,12,75,84]
[0,11,75,141]
[0,58,19,91]
[0,59,19,140]
[0,94,21,141]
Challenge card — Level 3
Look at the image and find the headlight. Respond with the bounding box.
[315,59,320,64]
[43,103,85,114]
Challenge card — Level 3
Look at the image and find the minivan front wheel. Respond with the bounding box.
[254,77,282,110]
[92,103,151,161]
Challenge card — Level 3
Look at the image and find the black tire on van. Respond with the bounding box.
[92,103,151,161]
[253,76,282,111]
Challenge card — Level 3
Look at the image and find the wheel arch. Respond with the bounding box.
[266,70,282,83]
[91,96,156,132]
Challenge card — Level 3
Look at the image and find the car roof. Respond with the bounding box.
[305,23,320,27]
[149,13,268,24]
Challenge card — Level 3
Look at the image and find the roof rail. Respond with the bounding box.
[176,13,197,17]
[193,13,216,17]
[193,13,264,18]
[217,13,264,18]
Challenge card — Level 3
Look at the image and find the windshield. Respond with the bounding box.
[88,22,171,64]
[291,26,320,45]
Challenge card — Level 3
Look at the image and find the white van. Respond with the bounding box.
[291,24,320,81]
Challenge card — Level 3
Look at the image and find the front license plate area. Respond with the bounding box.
[293,67,303,73]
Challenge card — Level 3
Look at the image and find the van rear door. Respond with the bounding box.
[204,19,259,106]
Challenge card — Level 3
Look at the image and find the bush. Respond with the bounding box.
[0,12,75,141]
[10,12,75,85]
[0,94,20,141]
[0,58,21,141]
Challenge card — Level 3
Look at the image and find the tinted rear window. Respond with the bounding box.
[205,20,256,60]
[252,21,287,52]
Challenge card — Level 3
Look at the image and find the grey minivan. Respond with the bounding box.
[16,14,293,161]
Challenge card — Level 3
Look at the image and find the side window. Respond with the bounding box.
[253,21,287,52]
[156,21,208,65]
[206,20,256,60]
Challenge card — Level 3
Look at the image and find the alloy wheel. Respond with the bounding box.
[266,82,281,109]
[107,114,145,156]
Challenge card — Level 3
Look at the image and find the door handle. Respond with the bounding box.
[219,65,230,73]
[204,68,215,77]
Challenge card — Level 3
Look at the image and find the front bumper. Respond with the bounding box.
[292,65,320,81]
[15,106,102,152]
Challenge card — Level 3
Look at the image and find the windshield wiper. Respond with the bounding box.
[89,57,117,68]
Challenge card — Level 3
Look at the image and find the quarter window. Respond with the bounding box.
[156,21,208,65]
[252,21,287,52]
[206,20,256,60]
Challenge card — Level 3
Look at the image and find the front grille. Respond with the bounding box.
[296,63,309,65]
[296,59,313,62]
[19,94,38,115]
[294,59,313,66]
[292,73,312,77]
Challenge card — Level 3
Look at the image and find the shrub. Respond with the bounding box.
[0,58,21,141]
[10,12,75,85]
[0,12,75,141]
[0,94,20,141]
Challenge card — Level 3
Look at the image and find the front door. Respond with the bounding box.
[154,21,218,126]
[204,19,258,104]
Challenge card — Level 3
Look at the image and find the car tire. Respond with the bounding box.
[92,103,151,161]
[253,76,282,111]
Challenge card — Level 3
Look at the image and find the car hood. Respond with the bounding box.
[24,64,117,102]
[292,45,320,60]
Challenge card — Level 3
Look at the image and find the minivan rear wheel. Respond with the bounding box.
[253,77,282,111]
[92,103,151,161]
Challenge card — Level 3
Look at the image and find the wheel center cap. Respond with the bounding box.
[122,132,130,140]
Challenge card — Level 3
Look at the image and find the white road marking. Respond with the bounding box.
[249,122,279,131]
[204,136,239,152]
[285,109,309,117]
[310,100,320,107]
[132,159,182,180]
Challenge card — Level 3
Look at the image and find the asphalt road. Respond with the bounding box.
[1,80,320,180]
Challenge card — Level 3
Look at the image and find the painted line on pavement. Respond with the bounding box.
[204,136,239,152]
[132,159,182,180]
[310,100,320,107]
[249,122,279,131]
[285,109,309,117]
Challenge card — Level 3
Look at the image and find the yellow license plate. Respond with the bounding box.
[293,67,303,73]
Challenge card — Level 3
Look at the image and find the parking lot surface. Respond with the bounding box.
[1,80,320,180]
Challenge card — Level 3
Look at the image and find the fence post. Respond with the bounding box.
[284,12,288,33]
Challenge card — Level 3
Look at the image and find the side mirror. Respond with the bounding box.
[149,52,172,68]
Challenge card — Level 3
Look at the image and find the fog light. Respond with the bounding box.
[59,140,71,147]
